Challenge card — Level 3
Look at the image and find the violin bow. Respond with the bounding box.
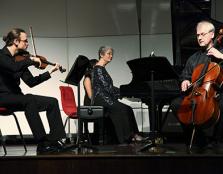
[29,26,37,57]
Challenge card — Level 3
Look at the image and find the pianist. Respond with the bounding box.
[83,59,106,144]
[171,20,223,148]
[90,46,146,144]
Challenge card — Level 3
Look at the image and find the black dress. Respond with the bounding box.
[90,65,139,144]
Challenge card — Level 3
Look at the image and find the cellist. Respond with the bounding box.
[171,20,223,148]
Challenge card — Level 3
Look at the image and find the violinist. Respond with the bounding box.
[171,20,223,148]
[0,28,68,153]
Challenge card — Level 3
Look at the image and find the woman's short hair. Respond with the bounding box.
[98,46,113,59]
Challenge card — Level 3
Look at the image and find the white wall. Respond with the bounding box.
[0,34,160,135]
[0,0,222,136]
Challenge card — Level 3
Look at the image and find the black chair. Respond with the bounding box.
[0,107,27,154]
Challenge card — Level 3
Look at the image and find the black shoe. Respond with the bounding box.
[52,140,70,151]
[52,140,65,148]
[131,134,150,144]
[37,139,77,154]
[36,141,59,154]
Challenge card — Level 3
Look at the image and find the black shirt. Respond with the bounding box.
[180,48,223,83]
[0,46,51,95]
[92,65,120,105]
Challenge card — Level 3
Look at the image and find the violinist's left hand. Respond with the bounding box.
[49,62,60,74]
[207,47,223,59]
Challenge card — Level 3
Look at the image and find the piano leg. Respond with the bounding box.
[137,103,164,152]
[148,70,164,146]
[148,104,161,138]
[138,96,174,152]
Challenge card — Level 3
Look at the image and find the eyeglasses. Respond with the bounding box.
[19,39,28,43]
[196,31,212,38]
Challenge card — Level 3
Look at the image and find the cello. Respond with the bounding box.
[177,28,223,149]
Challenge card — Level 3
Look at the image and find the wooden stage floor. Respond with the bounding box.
[1,142,223,174]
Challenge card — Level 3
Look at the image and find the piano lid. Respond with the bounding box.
[127,56,179,82]
[64,55,89,86]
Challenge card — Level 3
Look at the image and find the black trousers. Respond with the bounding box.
[93,97,139,144]
[0,93,66,142]
[171,94,223,145]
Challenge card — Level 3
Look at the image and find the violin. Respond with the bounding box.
[177,27,223,129]
[15,50,66,73]
[15,26,66,73]
[214,28,223,46]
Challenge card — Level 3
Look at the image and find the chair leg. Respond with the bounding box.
[73,119,92,145]
[64,117,73,143]
[74,119,79,144]
[64,117,69,129]
[77,119,91,145]
[84,122,92,145]
[0,129,7,154]
[12,113,27,152]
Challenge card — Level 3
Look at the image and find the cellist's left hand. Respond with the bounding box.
[207,47,223,59]
[49,62,60,74]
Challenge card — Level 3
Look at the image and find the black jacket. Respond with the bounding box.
[180,48,223,83]
[0,46,51,95]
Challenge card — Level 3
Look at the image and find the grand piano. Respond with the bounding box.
[120,0,223,135]
[120,56,180,134]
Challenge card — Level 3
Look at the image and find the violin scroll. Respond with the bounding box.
[213,27,223,47]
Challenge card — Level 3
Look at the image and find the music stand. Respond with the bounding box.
[64,55,96,152]
[127,56,179,152]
